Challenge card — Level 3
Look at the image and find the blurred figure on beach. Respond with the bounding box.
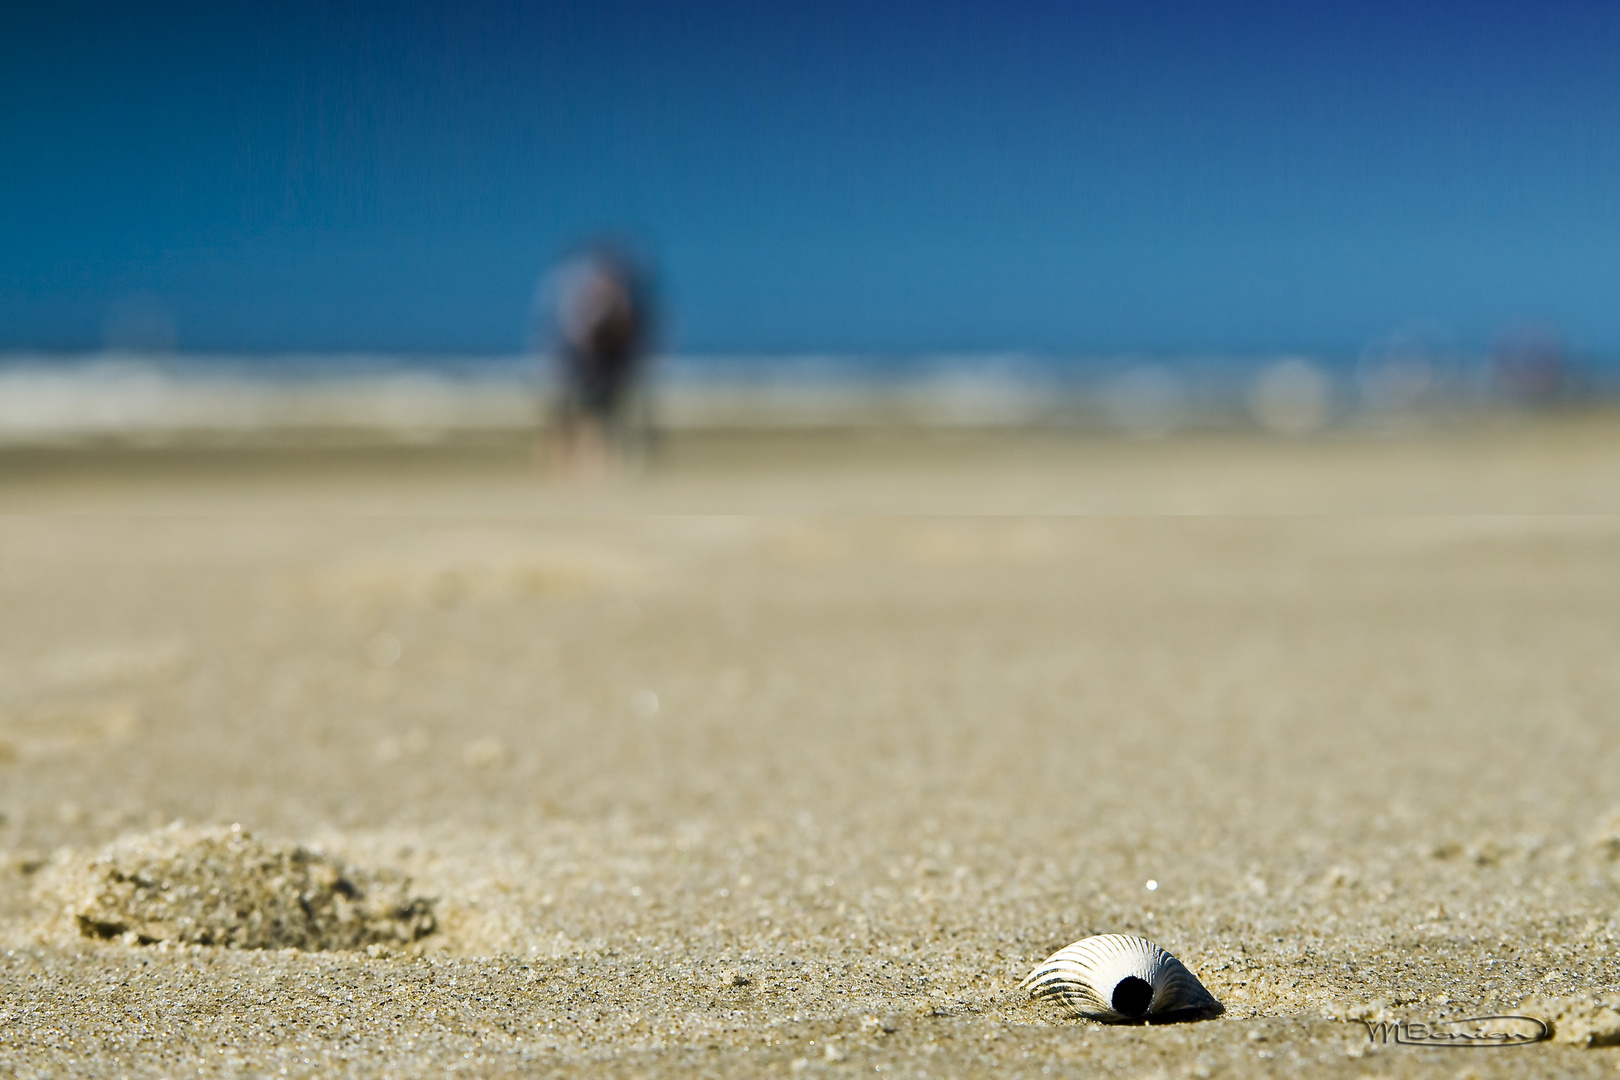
[1492,323,1566,403]
[538,244,656,478]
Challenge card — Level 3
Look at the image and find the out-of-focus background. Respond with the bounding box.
[3,0,1618,457]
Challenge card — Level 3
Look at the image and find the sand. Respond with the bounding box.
[3,419,1620,1077]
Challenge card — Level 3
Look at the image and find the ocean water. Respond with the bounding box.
[0,350,1606,444]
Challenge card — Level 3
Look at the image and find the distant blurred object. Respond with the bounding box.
[1248,357,1330,435]
[539,245,657,477]
[1492,322,1565,402]
[1356,327,1449,415]
[907,356,1045,427]
[1103,364,1185,437]
[102,292,177,354]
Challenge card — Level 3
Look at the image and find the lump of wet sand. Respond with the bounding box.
[1591,806,1620,858]
[38,824,435,951]
[1528,995,1620,1048]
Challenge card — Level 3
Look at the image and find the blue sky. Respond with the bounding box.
[2,1,1618,358]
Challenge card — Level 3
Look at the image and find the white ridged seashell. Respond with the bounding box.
[1022,934,1222,1023]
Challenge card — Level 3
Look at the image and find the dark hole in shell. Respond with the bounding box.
[1111,976,1153,1019]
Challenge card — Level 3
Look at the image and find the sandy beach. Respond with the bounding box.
[4,419,1620,1077]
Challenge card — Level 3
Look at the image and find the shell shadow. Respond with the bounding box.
[1143,1001,1226,1025]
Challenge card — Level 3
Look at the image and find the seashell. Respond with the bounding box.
[1022,934,1222,1023]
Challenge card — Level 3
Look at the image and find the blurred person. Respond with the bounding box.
[540,245,656,477]
[1492,323,1565,403]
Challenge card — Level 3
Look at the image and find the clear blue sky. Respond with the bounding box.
[2,0,1618,358]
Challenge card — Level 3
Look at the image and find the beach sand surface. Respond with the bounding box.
[3,420,1620,1077]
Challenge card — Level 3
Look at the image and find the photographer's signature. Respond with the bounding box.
[1357,1015,1549,1048]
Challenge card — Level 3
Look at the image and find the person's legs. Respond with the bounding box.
[565,413,611,481]
[545,350,641,481]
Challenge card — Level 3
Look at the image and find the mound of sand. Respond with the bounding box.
[1528,995,1620,1047]
[36,824,435,951]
